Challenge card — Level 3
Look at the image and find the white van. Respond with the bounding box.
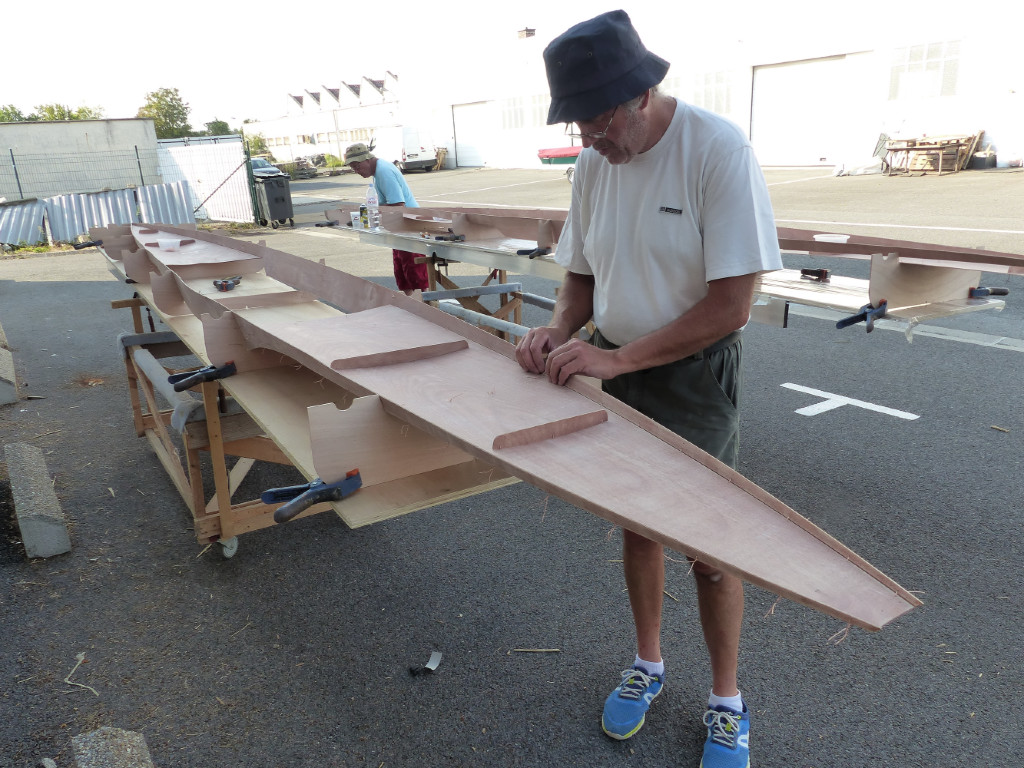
[370,125,437,172]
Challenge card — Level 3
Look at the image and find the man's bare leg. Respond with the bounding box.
[600,528,667,740]
[623,529,664,663]
[692,563,743,697]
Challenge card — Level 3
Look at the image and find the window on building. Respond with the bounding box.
[889,40,960,99]
[502,98,524,131]
[690,71,732,116]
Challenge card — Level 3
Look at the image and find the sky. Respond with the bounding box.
[5,0,1015,129]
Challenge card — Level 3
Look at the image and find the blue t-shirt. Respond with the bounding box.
[373,160,418,208]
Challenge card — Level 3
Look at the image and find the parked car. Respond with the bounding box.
[370,126,437,172]
[249,157,288,179]
[400,144,437,172]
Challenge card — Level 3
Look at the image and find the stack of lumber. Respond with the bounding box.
[886,133,981,174]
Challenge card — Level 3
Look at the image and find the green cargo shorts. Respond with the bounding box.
[591,329,742,468]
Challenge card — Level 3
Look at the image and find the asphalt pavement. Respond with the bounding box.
[1,167,1022,768]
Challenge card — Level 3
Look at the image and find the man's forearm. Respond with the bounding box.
[550,271,596,337]
[615,273,757,372]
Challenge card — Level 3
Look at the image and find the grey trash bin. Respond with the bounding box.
[255,177,294,229]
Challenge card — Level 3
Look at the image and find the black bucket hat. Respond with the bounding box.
[543,10,670,125]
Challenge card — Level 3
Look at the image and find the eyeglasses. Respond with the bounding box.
[565,105,618,140]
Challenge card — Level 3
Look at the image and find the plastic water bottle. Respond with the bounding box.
[366,184,380,230]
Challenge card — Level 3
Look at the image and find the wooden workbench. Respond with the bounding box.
[96,225,517,554]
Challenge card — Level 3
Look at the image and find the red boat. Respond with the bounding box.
[537,146,582,165]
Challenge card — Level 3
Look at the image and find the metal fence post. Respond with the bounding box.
[10,149,25,200]
[242,137,260,224]
[135,145,144,186]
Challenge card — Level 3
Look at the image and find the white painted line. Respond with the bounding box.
[782,383,920,420]
[292,228,349,239]
[766,174,836,186]
[421,177,568,200]
[776,218,1024,237]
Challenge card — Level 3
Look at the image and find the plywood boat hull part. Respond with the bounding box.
[99,223,922,632]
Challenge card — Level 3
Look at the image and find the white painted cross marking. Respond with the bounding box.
[782,383,920,420]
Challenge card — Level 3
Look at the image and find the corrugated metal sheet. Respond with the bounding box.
[137,180,196,226]
[4,181,201,245]
[0,200,47,246]
[45,189,137,242]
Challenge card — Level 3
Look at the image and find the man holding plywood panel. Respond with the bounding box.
[516,11,781,767]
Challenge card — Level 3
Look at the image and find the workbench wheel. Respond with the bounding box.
[271,220,279,229]
[219,537,239,559]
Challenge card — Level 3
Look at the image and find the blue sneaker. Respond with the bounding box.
[700,704,750,768]
[601,666,664,740]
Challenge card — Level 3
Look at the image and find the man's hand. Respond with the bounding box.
[544,338,624,385]
[515,326,570,374]
[517,329,626,386]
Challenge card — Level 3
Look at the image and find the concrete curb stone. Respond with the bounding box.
[3,442,71,558]
[0,319,18,405]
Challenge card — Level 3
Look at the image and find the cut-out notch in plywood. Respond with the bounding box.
[202,312,299,373]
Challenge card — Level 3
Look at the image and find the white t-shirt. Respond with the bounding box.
[557,99,782,346]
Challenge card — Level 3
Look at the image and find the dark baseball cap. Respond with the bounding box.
[543,10,670,125]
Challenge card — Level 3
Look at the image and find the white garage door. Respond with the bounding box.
[751,54,876,167]
[452,101,500,167]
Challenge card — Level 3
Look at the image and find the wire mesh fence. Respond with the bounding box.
[0,147,160,202]
[0,140,256,224]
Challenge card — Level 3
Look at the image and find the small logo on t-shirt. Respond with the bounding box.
[659,206,683,215]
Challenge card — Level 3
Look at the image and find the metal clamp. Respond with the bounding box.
[263,470,363,523]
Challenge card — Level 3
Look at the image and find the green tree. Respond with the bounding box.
[204,118,232,136]
[32,103,104,121]
[0,104,27,122]
[137,88,192,139]
[245,132,269,156]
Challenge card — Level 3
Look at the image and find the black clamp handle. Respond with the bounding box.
[263,470,363,523]
[213,276,242,292]
[836,300,888,333]
[517,247,552,259]
[969,286,1010,298]
[167,361,237,392]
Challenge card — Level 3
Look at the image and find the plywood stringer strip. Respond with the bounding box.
[492,410,608,450]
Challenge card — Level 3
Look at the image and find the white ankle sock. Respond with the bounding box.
[708,690,743,712]
[634,655,664,677]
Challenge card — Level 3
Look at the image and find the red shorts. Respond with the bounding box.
[392,249,429,291]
